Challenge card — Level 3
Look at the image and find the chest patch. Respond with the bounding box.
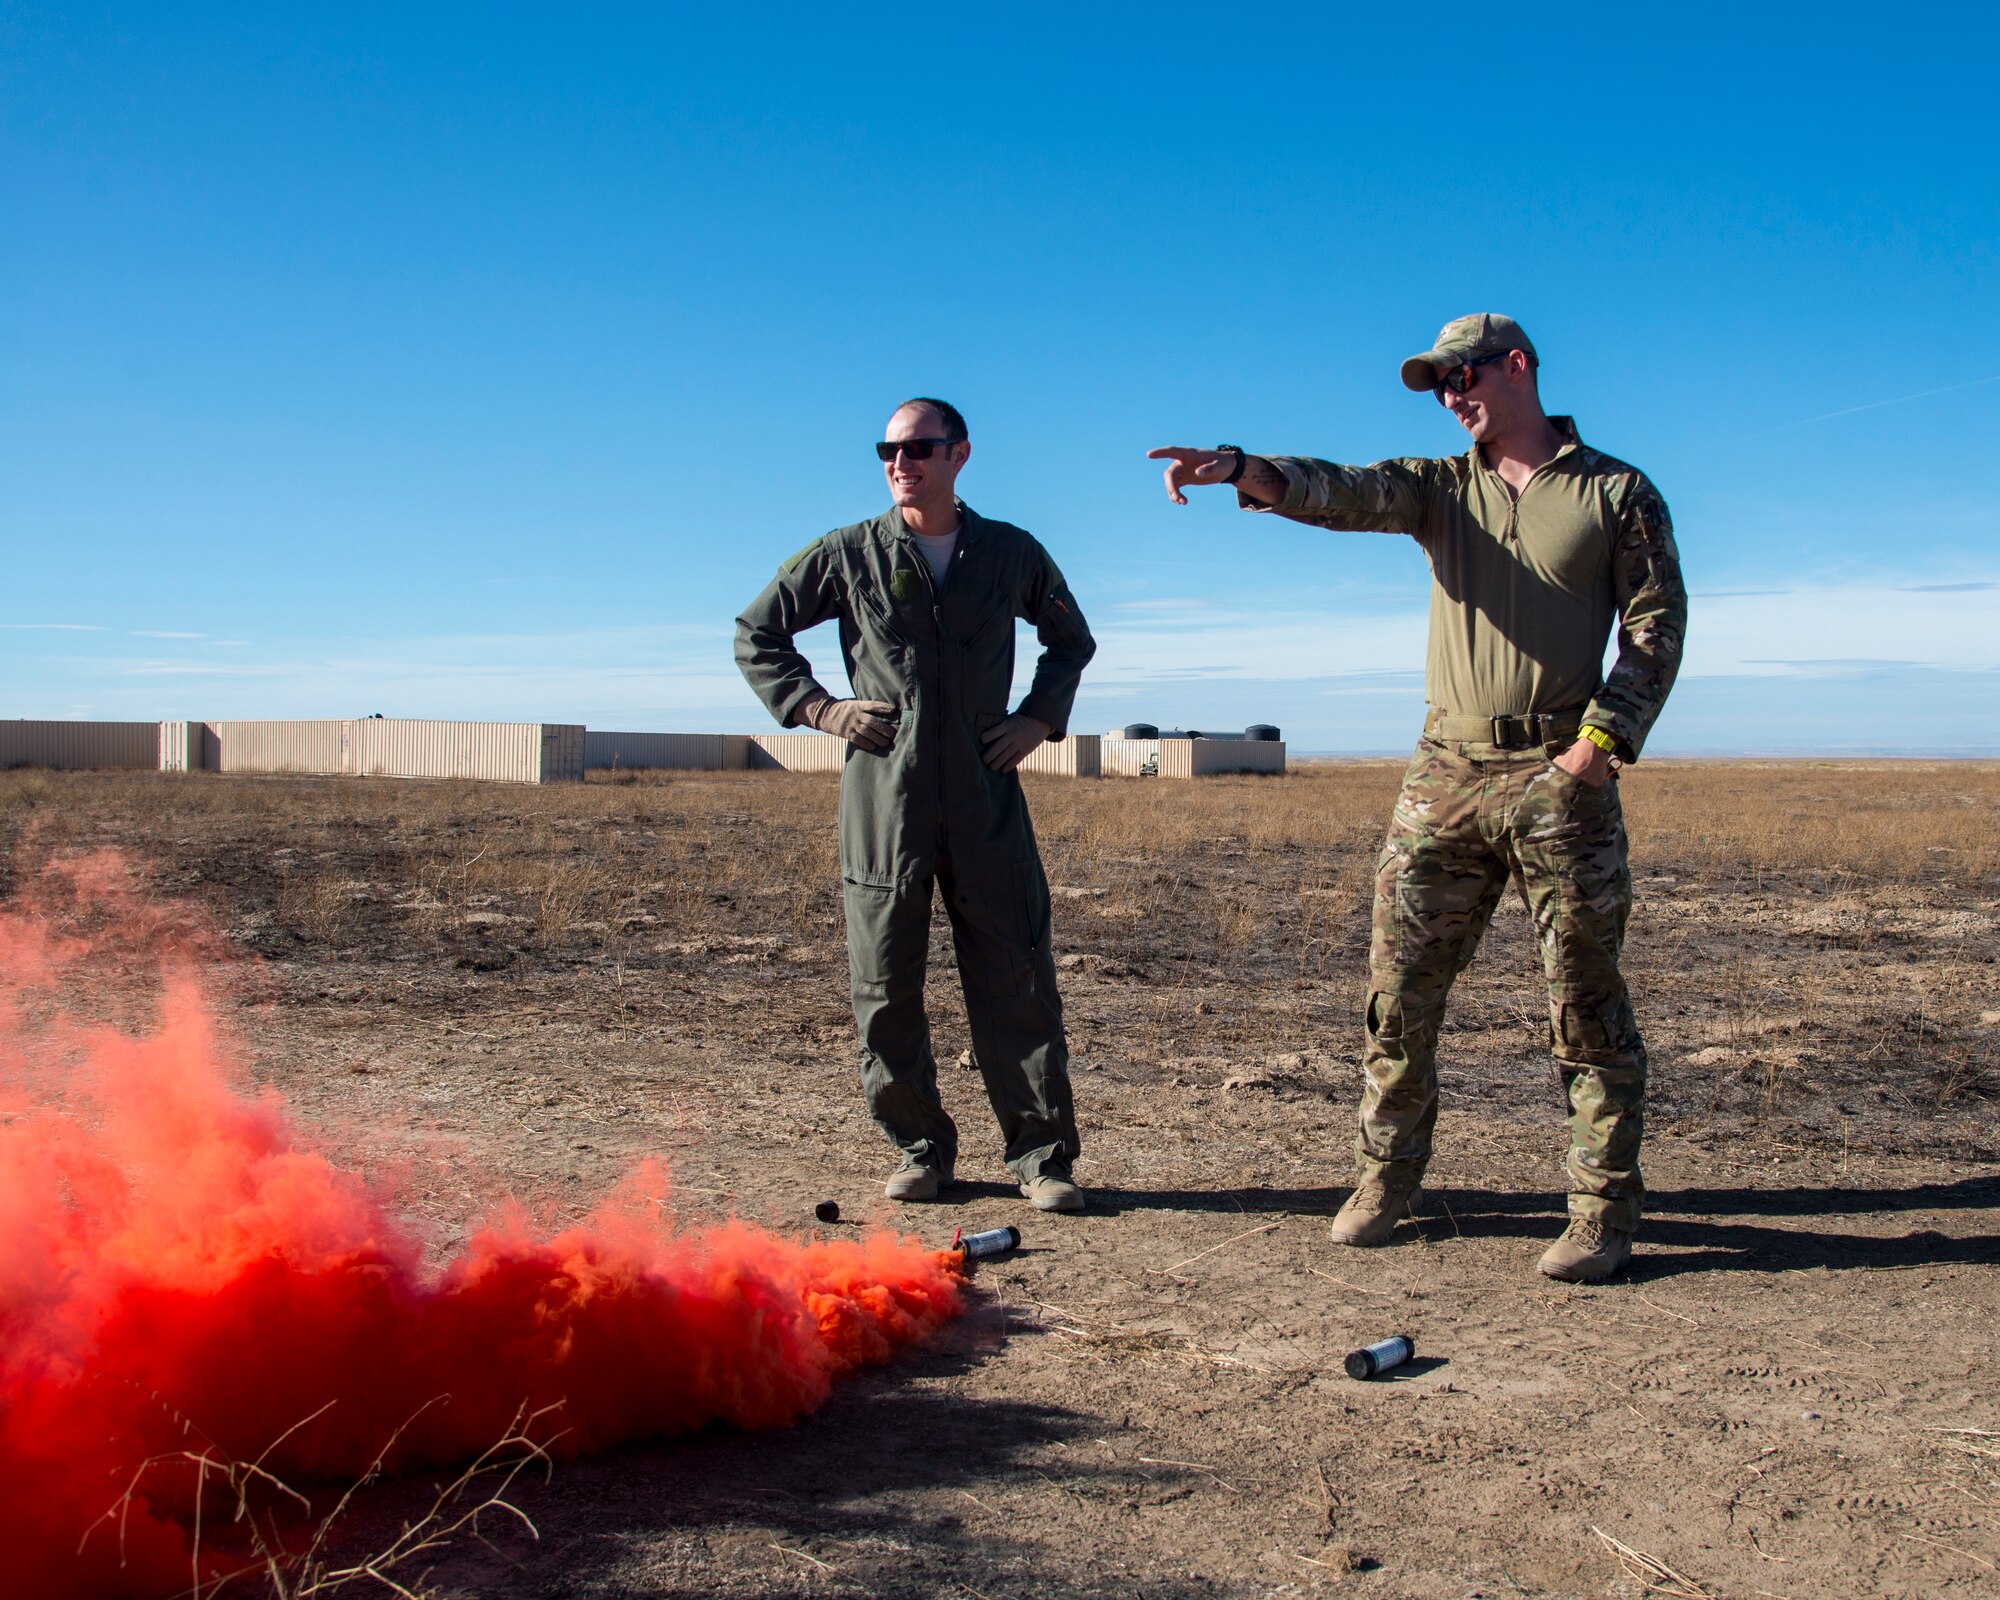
[890,567,921,604]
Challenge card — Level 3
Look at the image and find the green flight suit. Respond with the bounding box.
[735,501,1096,1182]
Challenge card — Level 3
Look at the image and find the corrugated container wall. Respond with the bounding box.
[540,723,586,782]
[0,721,162,770]
[1189,739,1285,775]
[746,733,847,773]
[1018,734,1101,777]
[206,719,584,782]
[348,720,582,782]
[1100,736,1158,778]
[158,721,204,773]
[585,732,733,771]
[211,721,349,776]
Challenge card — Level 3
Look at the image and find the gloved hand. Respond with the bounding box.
[806,696,900,752]
[980,713,1051,773]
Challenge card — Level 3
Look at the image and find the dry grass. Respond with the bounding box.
[2,760,1994,1147]
[91,1402,555,1599]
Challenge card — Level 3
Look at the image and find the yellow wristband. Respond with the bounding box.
[1580,726,1620,756]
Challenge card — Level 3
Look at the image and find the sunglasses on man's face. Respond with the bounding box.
[875,437,958,462]
[1432,349,1512,401]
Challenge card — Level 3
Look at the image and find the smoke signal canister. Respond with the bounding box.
[954,1225,1022,1260]
[1344,1334,1415,1380]
[814,1200,840,1223]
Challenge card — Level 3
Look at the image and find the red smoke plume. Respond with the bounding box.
[0,853,963,1597]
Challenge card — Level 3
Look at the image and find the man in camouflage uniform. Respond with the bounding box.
[1149,315,1685,1280]
[736,398,1097,1212]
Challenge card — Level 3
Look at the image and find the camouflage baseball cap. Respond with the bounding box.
[1399,313,1539,392]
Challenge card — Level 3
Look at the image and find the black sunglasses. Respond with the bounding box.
[875,437,959,462]
[1433,349,1513,400]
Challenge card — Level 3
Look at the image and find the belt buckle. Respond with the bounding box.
[1490,715,1531,748]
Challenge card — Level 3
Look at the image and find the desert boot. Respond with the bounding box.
[884,1161,951,1202]
[1020,1172,1085,1212]
[1329,1174,1424,1247]
[1537,1218,1633,1282]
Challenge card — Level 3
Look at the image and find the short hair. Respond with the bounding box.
[897,396,968,443]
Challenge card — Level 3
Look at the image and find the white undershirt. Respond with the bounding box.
[911,527,959,584]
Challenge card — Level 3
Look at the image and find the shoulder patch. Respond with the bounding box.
[780,537,824,575]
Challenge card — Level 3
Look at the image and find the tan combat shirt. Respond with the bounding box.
[1243,417,1686,758]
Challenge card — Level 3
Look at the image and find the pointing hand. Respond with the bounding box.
[1146,446,1239,506]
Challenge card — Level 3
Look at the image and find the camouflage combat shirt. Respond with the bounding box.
[1243,417,1686,758]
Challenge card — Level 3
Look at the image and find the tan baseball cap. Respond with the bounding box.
[1400,313,1539,392]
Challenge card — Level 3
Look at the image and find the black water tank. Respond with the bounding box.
[1122,723,1159,739]
[1246,724,1281,742]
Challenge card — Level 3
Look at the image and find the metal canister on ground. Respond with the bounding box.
[1344,1334,1415,1380]
[955,1225,1022,1260]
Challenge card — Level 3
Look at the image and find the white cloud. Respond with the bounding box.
[1687,584,1999,676]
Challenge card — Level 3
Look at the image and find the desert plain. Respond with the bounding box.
[3,759,1997,1599]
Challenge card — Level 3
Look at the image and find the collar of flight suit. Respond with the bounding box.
[885,498,988,550]
[1465,414,1584,485]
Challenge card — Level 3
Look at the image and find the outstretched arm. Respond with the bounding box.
[1146,447,1289,507]
[1145,446,1435,534]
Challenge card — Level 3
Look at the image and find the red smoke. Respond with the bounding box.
[0,853,963,1597]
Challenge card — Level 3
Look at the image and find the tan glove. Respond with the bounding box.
[805,696,900,752]
[980,713,1051,773]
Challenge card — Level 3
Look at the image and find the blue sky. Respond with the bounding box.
[4,4,1995,753]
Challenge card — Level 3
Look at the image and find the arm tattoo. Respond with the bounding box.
[1236,456,1288,506]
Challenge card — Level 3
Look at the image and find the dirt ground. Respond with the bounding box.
[5,760,1998,1599]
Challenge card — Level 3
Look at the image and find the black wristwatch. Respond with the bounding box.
[1216,445,1247,485]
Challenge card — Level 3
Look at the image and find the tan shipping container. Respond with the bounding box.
[209,719,583,782]
[1100,735,1164,777]
[1018,733,1101,777]
[211,720,349,776]
[746,732,846,773]
[349,719,582,783]
[1,720,165,771]
[157,720,206,773]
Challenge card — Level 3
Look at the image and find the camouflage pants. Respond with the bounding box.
[1359,738,1646,1230]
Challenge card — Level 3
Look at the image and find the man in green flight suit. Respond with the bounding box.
[1150,315,1686,1281]
[736,397,1097,1212]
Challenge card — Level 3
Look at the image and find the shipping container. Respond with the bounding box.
[1018,733,1101,777]
[211,721,349,776]
[349,720,582,782]
[1099,737,1191,778]
[584,731,731,771]
[746,732,846,773]
[1189,739,1285,775]
[0,720,163,771]
[207,719,584,782]
[541,723,586,783]
[157,721,206,773]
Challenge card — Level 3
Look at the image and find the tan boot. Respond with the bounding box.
[1329,1176,1424,1247]
[884,1162,951,1202]
[1020,1173,1085,1213]
[1537,1218,1632,1282]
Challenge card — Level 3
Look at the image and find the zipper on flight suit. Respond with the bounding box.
[908,536,949,868]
